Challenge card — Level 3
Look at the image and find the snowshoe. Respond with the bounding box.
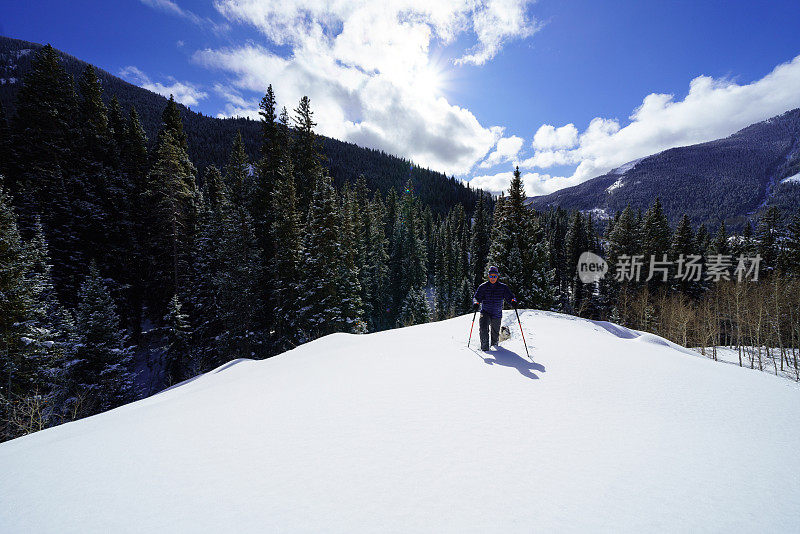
[498,326,511,342]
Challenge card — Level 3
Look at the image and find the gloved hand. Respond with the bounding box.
[473,302,480,312]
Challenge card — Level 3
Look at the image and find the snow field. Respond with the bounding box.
[1,310,798,532]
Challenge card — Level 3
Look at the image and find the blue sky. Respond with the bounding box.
[4,1,800,196]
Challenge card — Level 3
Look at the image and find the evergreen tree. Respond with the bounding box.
[739,221,755,256]
[292,96,324,215]
[71,66,114,292]
[201,166,226,213]
[783,213,800,276]
[298,174,345,340]
[186,185,228,372]
[210,140,263,359]
[565,211,588,313]
[107,96,127,169]
[400,288,431,326]
[583,212,607,318]
[224,131,250,208]
[10,44,83,302]
[422,207,436,286]
[385,188,399,241]
[337,191,366,333]
[123,106,150,339]
[362,195,389,330]
[450,204,469,289]
[469,193,491,289]
[156,95,188,151]
[671,214,701,297]
[258,85,278,157]
[671,214,695,257]
[269,108,303,349]
[585,213,601,254]
[544,207,570,311]
[123,107,149,183]
[388,179,427,324]
[711,222,729,256]
[142,101,198,316]
[0,203,74,437]
[75,68,139,332]
[456,276,474,316]
[252,88,280,322]
[0,103,11,179]
[253,86,278,240]
[757,206,781,273]
[162,295,191,385]
[352,177,372,315]
[607,205,640,264]
[695,224,710,256]
[10,44,78,199]
[434,222,452,319]
[218,210,262,357]
[487,167,553,309]
[76,65,110,164]
[605,205,642,307]
[142,128,198,315]
[433,204,471,318]
[640,198,671,256]
[526,227,557,311]
[640,198,672,289]
[487,194,508,273]
[22,219,77,401]
[71,263,133,415]
[0,187,34,413]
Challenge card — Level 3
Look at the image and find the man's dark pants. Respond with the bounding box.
[479,312,501,350]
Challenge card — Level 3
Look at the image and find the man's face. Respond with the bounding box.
[488,273,498,284]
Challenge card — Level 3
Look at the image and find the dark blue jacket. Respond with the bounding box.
[473,281,515,319]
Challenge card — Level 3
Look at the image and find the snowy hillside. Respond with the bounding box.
[528,108,800,228]
[1,311,798,532]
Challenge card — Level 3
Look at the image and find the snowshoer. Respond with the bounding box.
[473,266,516,351]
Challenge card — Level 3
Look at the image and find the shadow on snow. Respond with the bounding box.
[481,345,545,380]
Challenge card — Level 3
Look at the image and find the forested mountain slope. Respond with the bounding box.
[0,35,479,215]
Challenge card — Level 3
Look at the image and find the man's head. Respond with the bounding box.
[487,265,499,284]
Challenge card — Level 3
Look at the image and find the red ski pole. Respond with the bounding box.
[513,304,530,359]
[467,310,477,347]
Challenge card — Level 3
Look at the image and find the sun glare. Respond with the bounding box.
[412,56,451,98]
[417,64,442,93]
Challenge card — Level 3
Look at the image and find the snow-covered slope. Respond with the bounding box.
[1,311,798,532]
[781,171,800,184]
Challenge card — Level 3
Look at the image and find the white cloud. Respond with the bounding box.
[189,0,538,175]
[517,150,574,169]
[479,135,524,168]
[140,0,229,34]
[469,169,555,196]
[119,66,208,107]
[211,0,538,65]
[211,83,261,118]
[531,123,578,150]
[469,171,514,195]
[455,0,542,66]
[521,54,800,193]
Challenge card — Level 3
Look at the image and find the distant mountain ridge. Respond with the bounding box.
[529,109,800,228]
[0,35,481,215]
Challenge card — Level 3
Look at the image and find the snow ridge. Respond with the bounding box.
[1,310,798,532]
[781,172,800,184]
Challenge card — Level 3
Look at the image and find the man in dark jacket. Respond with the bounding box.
[473,266,516,351]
